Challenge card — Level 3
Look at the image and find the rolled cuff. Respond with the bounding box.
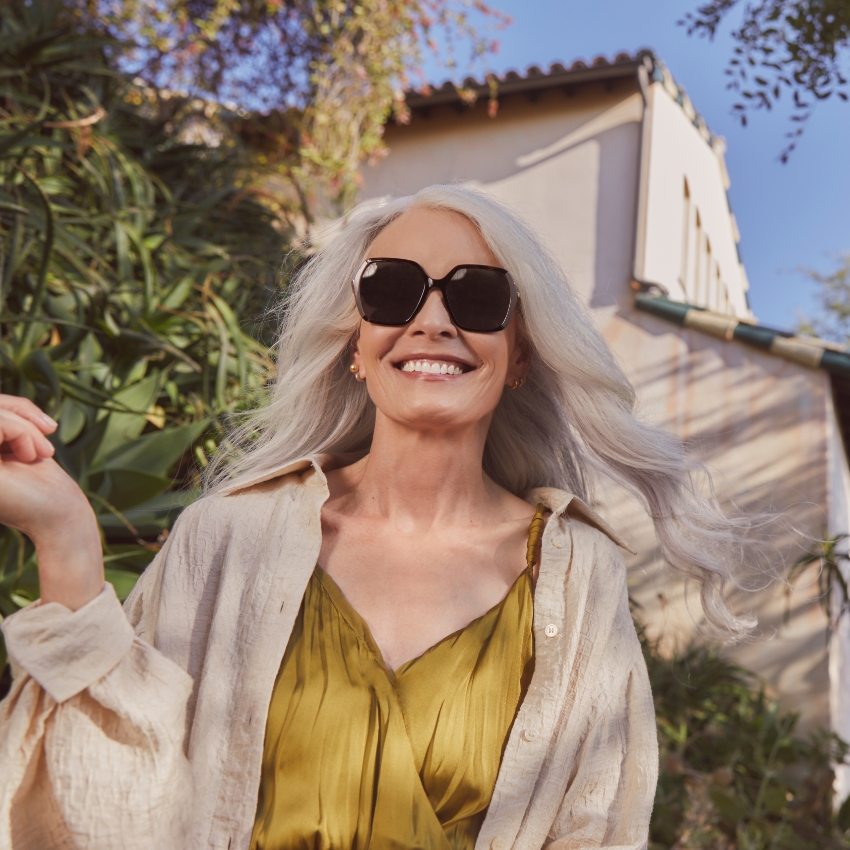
[2,582,135,704]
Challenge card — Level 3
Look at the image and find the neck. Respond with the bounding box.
[346,412,497,528]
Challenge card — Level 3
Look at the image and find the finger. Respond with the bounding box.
[0,394,58,434]
[2,432,38,463]
[0,411,56,460]
[4,431,55,462]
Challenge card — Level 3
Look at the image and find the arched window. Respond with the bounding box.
[693,212,703,303]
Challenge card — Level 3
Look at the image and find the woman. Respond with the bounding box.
[0,185,750,849]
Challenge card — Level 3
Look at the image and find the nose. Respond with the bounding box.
[408,288,457,338]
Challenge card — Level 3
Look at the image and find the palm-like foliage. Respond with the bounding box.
[0,0,286,670]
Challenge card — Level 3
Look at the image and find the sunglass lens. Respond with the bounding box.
[445,268,513,332]
[358,261,425,325]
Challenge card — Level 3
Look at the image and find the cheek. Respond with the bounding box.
[357,324,398,363]
[473,336,512,377]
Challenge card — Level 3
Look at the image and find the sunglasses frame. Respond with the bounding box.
[351,257,520,333]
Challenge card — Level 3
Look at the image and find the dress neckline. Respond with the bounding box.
[314,562,532,677]
[314,503,547,675]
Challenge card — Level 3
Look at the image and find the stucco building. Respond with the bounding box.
[360,51,850,798]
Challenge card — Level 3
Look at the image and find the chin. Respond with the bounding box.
[391,403,482,432]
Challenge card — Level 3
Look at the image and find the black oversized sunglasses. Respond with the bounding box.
[352,257,519,333]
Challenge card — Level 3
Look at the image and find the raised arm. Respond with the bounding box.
[0,394,195,849]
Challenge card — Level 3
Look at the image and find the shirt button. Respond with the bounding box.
[550,535,564,549]
[491,838,506,850]
[544,624,559,637]
[523,727,539,742]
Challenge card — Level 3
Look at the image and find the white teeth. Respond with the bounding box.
[399,360,465,375]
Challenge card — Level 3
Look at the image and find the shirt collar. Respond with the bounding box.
[219,456,633,553]
[217,454,331,496]
[525,486,635,554]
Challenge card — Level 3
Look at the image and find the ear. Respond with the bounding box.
[515,332,533,375]
[506,321,533,386]
[349,331,363,371]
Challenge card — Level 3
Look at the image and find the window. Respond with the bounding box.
[693,212,703,303]
[680,179,691,298]
[715,264,724,313]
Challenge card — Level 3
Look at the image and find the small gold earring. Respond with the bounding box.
[349,363,358,374]
[511,376,526,390]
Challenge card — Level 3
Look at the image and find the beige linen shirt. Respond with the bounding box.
[0,457,657,850]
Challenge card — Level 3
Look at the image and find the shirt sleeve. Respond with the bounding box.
[0,545,195,849]
[544,655,658,850]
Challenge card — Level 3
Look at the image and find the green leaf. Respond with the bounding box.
[9,591,33,609]
[211,294,247,387]
[95,374,159,459]
[0,118,47,157]
[104,568,141,601]
[709,786,750,825]
[20,347,61,400]
[94,419,209,475]
[57,397,87,443]
[90,468,173,511]
[14,166,54,351]
[98,489,197,539]
[160,277,193,311]
[114,220,132,282]
[0,200,30,215]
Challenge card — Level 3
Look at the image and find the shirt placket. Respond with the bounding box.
[476,510,574,850]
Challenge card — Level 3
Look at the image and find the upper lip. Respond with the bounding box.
[393,354,477,371]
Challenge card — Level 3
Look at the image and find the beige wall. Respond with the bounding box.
[599,307,830,729]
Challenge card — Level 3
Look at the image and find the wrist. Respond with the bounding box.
[29,501,98,549]
[35,510,105,611]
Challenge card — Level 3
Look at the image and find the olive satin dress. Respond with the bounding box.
[250,506,547,850]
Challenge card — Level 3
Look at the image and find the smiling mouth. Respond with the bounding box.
[396,359,472,376]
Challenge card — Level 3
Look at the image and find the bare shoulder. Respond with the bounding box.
[487,477,539,524]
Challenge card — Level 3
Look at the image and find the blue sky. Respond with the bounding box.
[423,0,850,331]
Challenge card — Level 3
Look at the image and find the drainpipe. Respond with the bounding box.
[631,54,668,297]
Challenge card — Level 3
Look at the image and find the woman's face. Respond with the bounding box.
[351,207,529,433]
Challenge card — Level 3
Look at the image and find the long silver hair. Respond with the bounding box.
[208,183,761,637]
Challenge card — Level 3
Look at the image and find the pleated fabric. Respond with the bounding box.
[249,506,545,850]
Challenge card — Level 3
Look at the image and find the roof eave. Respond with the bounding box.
[634,293,850,380]
[403,56,650,112]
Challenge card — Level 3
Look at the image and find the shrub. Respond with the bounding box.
[643,624,850,849]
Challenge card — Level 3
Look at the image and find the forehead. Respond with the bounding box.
[368,207,499,278]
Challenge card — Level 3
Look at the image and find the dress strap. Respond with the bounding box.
[525,503,547,570]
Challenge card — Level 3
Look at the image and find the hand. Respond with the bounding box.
[0,394,104,610]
